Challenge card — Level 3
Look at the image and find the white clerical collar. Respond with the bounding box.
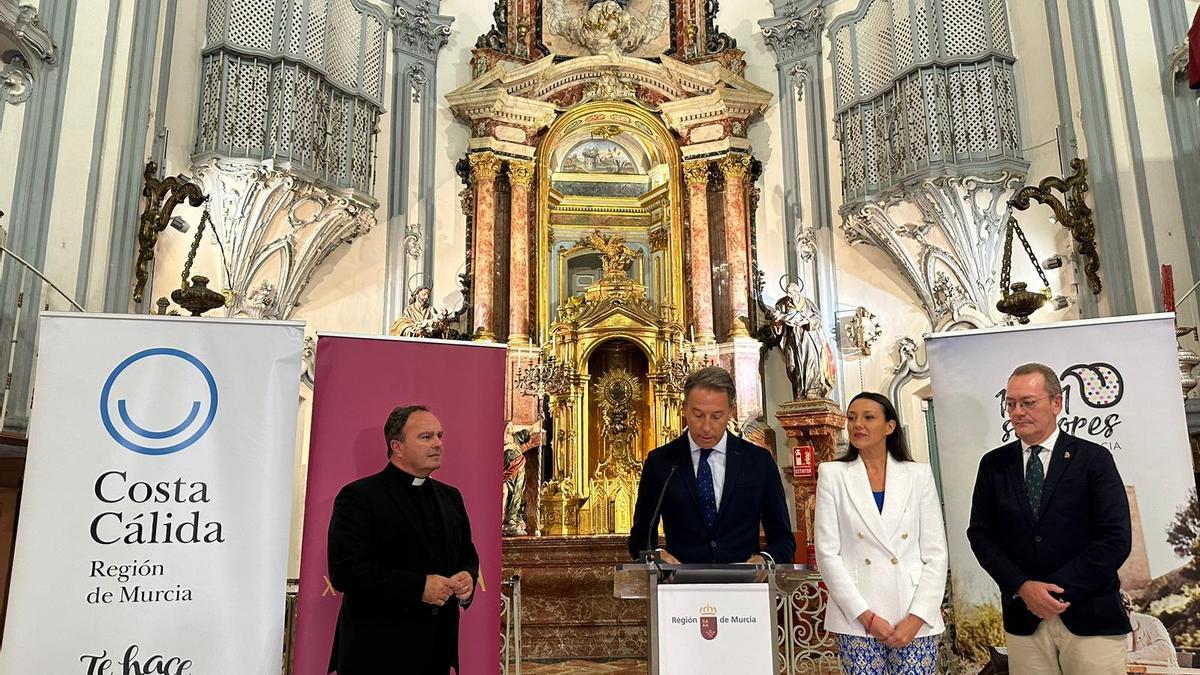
[412,477,426,486]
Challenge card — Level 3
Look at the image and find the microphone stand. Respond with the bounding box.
[639,464,679,581]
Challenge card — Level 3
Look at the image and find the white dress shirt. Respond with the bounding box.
[687,430,728,509]
[1020,427,1059,478]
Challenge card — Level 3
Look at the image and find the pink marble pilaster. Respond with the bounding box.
[719,153,752,339]
[469,152,503,341]
[506,159,534,345]
[683,160,716,343]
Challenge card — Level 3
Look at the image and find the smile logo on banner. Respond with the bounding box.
[100,348,218,455]
[699,603,718,640]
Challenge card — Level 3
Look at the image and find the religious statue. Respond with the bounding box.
[545,0,669,56]
[503,421,540,536]
[389,286,451,338]
[580,230,638,281]
[766,281,837,400]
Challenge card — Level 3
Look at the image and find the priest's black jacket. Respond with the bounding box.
[327,463,479,674]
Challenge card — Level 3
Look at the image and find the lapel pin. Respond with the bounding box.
[1064,452,1071,459]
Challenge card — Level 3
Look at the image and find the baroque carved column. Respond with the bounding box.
[507,159,534,345]
[719,153,752,339]
[469,151,503,340]
[683,159,716,343]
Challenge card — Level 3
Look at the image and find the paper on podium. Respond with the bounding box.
[655,582,773,674]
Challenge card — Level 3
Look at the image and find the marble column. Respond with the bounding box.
[469,151,503,341]
[775,398,845,565]
[683,159,716,343]
[719,153,752,339]
[506,159,535,345]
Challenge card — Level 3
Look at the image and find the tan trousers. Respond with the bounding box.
[1006,615,1127,675]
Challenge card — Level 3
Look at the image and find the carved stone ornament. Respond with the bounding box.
[842,172,1024,328]
[760,5,825,62]
[885,336,930,410]
[474,0,509,52]
[545,0,669,56]
[408,62,427,103]
[788,63,808,102]
[1,53,32,104]
[702,0,737,54]
[192,159,376,320]
[394,0,453,60]
[796,224,816,264]
[404,222,423,260]
[446,52,771,152]
[1,1,57,105]
[582,69,637,103]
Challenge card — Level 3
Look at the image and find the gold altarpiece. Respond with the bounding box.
[448,51,773,540]
[530,104,690,535]
[538,230,689,536]
[445,1,780,661]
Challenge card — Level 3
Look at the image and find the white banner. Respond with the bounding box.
[657,583,774,674]
[0,313,303,674]
[926,314,1195,666]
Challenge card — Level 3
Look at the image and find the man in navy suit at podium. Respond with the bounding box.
[628,366,795,565]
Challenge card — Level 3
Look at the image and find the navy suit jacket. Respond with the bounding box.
[628,433,795,564]
[967,432,1131,636]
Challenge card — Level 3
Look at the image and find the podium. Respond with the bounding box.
[614,563,814,674]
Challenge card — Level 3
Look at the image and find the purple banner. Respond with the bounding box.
[293,335,506,675]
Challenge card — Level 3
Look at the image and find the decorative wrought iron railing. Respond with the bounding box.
[283,579,298,675]
[775,572,840,674]
[502,574,522,675]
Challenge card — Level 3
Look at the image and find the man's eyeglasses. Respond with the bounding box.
[1004,396,1050,412]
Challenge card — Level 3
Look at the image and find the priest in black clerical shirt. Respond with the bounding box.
[327,405,480,675]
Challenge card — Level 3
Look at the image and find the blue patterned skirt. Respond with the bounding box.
[834,633,939,675]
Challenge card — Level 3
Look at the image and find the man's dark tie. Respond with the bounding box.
[697,448,718,530]
[1026,445,1045,516]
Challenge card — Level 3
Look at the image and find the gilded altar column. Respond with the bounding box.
[469,152,503,341]
[506,159,534,346]
[719,153,752,339]
[683,160,716,343]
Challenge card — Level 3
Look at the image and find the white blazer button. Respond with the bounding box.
[857,532,864,538]
[865,558,871,565]
[901,533,908,540]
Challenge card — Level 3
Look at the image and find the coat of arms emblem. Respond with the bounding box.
[699,603,718,640]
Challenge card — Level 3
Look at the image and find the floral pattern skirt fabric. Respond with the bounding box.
[834,633,939,675]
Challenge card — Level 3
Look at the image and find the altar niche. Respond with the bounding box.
[584,338,651,534]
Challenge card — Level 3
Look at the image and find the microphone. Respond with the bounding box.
[639,463,679,563]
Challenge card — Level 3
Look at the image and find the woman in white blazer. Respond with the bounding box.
[815,392,948,674]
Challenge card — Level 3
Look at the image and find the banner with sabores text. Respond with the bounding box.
[0,313,303,674]
[926,314,1196,666]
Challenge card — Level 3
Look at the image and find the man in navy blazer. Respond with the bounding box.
[967,363,1130,674]
[628,366,795,565]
